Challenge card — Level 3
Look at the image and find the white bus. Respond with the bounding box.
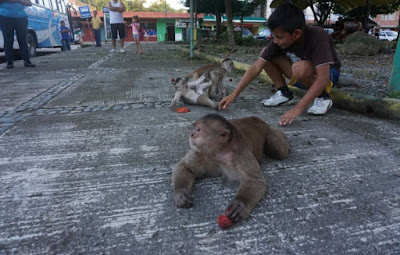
[0,0,73,57]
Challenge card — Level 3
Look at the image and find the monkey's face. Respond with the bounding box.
[222,60,234,73]
[173,78,188,91]
[189,121,229,152]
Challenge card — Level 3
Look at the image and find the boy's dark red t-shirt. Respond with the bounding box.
[259,26,341,72]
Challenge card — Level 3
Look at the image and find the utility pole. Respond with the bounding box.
[190,0,194,57]
[389,39,400,92]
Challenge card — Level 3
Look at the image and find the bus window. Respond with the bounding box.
[58,0,66,14]
[42,0,51,9]
[51,0,59,11]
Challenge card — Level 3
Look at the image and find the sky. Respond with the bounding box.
[143,0,187,10]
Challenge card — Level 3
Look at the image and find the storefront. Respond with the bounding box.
[71,11,203,43]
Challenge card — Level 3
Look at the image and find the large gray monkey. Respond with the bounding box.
[172,114,289,223]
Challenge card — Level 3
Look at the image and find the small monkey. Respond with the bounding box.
[172,114,289,223]
[185,59,234,98]
[170,78,219,111]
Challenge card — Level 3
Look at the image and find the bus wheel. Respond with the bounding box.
[26,33,37,57]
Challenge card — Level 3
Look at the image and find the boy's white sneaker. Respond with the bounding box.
[262,90,293,106]
[120,49,125,53]
[110,49,116,53]
[307,97,333,115]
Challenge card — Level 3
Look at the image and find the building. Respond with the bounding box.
[373,10,400,30]
[71,11,204,43]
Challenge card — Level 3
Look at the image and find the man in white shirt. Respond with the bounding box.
[107,0,125,53]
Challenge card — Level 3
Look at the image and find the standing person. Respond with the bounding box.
[374,25,380,38]
[60,20,71,51]
[91,10,102,47]
[131,15,143,54]
[107,0,125,53]
[356,21,363,32]
[219,3,341,126]
[0,0,35,68]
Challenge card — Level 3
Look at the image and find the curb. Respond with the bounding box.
[178,47,400,120]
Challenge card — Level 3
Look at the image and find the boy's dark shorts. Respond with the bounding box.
[293,66,340,90]
[111,23,126,39]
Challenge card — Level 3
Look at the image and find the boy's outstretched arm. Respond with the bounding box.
[219,59,266,110]
[279,64,331,125]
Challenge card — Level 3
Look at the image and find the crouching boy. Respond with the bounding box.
[219,2,341,126]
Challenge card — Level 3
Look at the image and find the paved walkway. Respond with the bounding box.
[0,42,399,254]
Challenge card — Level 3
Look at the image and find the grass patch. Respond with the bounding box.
[388,91,400,99]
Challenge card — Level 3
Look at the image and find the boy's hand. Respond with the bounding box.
[219,94,236,110]
[279,106,303,126]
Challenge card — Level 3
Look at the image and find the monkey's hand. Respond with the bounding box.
[170,100,179,111]
[227,199,250,223]
[174,188,193,208]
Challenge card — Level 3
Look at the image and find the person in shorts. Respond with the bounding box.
[108,0,125,53]
[219,2,341,126]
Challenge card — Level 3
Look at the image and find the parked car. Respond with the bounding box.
[378,30,398,41]
[255,28,272,40]
[324,28,334,35]
[241,28,253,38]
[233,27,254,38]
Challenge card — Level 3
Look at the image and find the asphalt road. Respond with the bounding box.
[0,42,399,254]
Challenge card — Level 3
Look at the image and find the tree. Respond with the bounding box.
[333,1,400,32]
[125,0,146,11]
[232,0,266,34]
[224,0,235,45]
[147,0,177,12]
[185,0,265,43]
[308,1,334,26]
[185,0,225,38]
[271,0,400,28]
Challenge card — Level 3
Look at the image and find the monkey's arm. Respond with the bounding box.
[172,162,196,208]
[227,159,266,222]
[187,73,208,90]
[228,176,266,222]
[170,91,182,111]
[187,74,213,95]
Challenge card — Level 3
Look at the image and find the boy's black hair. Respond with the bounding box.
[267,2,305,33]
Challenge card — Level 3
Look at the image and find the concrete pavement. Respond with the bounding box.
[0,42,399,254]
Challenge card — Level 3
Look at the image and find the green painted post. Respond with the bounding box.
[190,0,194,57]
[389,39,400,92]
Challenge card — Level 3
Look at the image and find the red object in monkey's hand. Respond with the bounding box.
[176,107,190,113]
[218,211,233,229]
